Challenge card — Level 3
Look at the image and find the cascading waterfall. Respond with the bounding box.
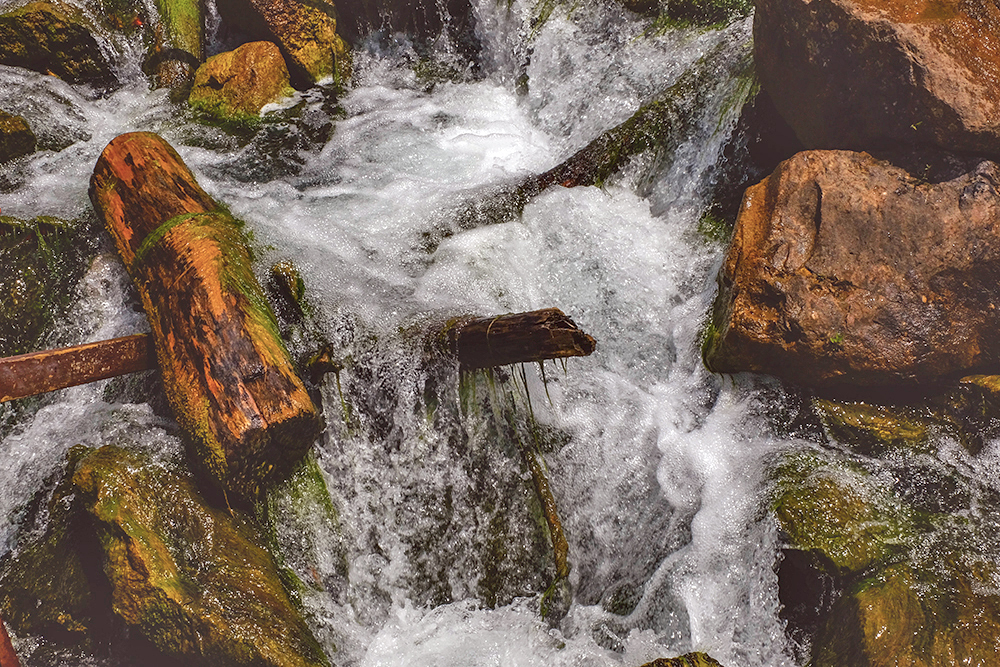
[0,1,876,665]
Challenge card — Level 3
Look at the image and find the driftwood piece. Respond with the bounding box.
[444,308,595,370]
[89,131,319,499]
[0,617,18,667]
[0,334,154,403]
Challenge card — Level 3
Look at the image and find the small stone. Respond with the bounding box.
[0,110,35,162]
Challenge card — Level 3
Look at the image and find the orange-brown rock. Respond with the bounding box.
[214,0,349,88]
[704,150,1000,391]
[754,0,1000,156]
[189,41,292,122]
[89,132,320,500]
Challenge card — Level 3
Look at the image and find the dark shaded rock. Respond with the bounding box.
[0,111,35,163]
[0,2,117,91]
[0,216,98,357]
[704,150,1000,392]
[811,561,1000,667]
[214,0,349,89]
[72,445,331,667]
[335,0,480,65]
[0,446,110,650]
[189,41,293,123]
[754,0,1000,156]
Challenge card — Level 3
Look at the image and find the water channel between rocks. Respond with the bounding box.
[3,1,997,666]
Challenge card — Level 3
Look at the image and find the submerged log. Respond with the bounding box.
[441,308,596,370]
[431,41,752,245]
[0,334,154,403]
[89,131,320,500]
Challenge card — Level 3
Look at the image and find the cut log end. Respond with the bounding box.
[449,308,596,370]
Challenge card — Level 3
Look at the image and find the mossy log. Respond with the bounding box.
[0,333,154,403]
[89,131,320,500]
[0,618,19,667]
[441,308,595,370]
[441,41,752,241]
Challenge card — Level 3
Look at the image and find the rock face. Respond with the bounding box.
[0,111,35,162]
[704,150,1000,391]
[754,0,1000,156]
[73,445,330,667]
[0,2,117,90]
[215,0,349,88]
[189,41,292,122]
[0,446,331,666]
[637,654,725,667]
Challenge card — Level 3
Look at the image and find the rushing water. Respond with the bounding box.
[0,2,817,665]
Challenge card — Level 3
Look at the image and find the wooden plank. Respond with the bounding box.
[0,334,155,403]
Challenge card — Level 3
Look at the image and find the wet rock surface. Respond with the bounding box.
[189,41,293,123]
[0,446,331,667]
[214,0,349,88]
[0,111,35,163]
[705,149,1000,391]
[0,2,117,91]
[754,0,1000,156]
[0,216,98,357]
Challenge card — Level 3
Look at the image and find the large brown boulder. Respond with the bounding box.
[754,0,1000,156]
[704,150,1000,391]
[189,41,293,123]
[214,0,349,88]
[0,2,117,90]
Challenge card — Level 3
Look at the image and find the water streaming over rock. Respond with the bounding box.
[0,1,953,665]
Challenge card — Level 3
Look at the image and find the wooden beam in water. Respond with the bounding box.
[0,333,155,403]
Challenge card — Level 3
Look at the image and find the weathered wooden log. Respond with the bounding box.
[0,334,154,403]
[0,618,18,667]
[89,131,320,500]
[443,308,595,370]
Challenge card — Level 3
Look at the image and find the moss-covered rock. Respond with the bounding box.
[215,0,349,89]
[0,2,117,90]
[814,398,930,456]
[0,216,98,357]
[0,110,35,162]
[189,42,293,124]
[0,446,108,649]
[72,445,331,667]
[145,0,203,92]
[812,560,1000,667]
[772,452,912,574]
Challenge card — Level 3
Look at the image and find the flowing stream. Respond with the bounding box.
[0,1,846,665]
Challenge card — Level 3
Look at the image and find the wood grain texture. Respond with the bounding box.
[89,131,319,499]
[0,334,154,402]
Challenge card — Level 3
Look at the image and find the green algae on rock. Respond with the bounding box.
[772,452,913,574]
[0,2,117,90]
[0,216,98,358]
[814,399,931,456]
[0,446,108,649]
[811,559,1000,667]
[214,0,350,89]
[189,42,294,125]
[73,445,331,667]
[637,652,726,666]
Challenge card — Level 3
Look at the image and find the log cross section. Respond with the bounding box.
[89,131,319,499]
